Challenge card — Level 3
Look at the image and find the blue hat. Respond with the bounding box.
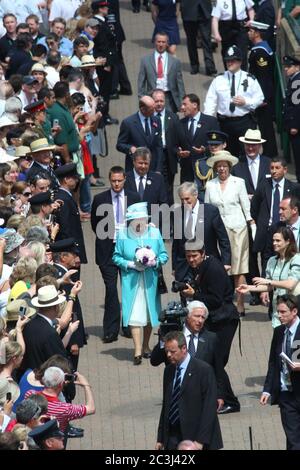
[207,130,228,145]
[29,190,52,206]
[49,237,80,255]
[28,419,64,444]
[125,202,148,221]
[224,45,242,62]
[283,55,300,66]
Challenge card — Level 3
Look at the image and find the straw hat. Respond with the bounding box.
[15,146,31,159]
[30,138,56,153]
[6,299,36,322]
[31,285,66,308]
[31,63,47,76]
[239,129,266,144]
[80,55,96,68]
[125,202,149,221]
[206,150,239,168]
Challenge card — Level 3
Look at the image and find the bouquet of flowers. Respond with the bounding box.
[135,246,157,268]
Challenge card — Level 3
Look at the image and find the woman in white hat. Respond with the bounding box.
[205,151,256,316]
[113,203,168,365]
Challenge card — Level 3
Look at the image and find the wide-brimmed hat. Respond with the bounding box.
[239,129,266,144]
[31,63,47,75]
[15,146,31,159]
[206,150,239,168]
[0,115,18,128]
[1,229,24,253]
[6,299,36,322]
[30,138,56,153]
[0,147,18,162]
[31,285,66,308]
[0,378,20,405]
[126,202,149,221]
[80,55,96,68]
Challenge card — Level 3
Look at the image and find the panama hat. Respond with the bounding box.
[239,129,266,144]
[125,202,149,221]
[206,150,239,168]
[30,138,56,153]
[79,55,96,68]
[31,63,47,75]
[31,285,66,308]
[6,299,36,322]
[15,146,31,159]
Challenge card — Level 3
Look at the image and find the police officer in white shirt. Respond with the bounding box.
[204,45,264,157]
[212,0,255,70]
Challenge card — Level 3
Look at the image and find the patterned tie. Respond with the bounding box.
[157,54,163,79]
[229,74,236,113]
[169,366,182,425]
[138,176,144,199]
[272,183,280,224]
[188,334,196,357]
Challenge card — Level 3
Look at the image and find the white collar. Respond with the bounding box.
[246,154,260,165]
[111,189,124,198]
[37,313,53,326]
[272,178,284,188]
[133,169,146,180]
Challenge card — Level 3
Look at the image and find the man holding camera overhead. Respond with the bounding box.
[180,238,240,414]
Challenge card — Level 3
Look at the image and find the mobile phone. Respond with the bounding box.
[19,306,27,318]
[6,392,12,401]
[72,312,78,322]
[64,373,76,383]
[53,119,59,128]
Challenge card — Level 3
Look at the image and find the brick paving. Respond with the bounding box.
[68,1,286,450]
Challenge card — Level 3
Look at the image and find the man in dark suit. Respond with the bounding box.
[172,182,231,282]
[251,157,297,272]
[26,137,60,191]
[116,96,163,173]
[124,147,168,228]
[138,32,185,113]
[151,300,224,410]
[180,0,217,76]
[90,166,140,343]
[155,330,223,450]
[232,128,271,303]
[20,285,68,374]
[260,294,300,450]
[176,93,220,182]
[54,163,87,265]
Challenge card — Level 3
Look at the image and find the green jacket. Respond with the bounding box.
[47,101,79,153]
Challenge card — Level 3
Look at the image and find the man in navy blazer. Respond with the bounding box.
[251,158,297,271]
[176,93,220,183]
[91,166,140,343]
[172,182,231,282]
[116,96,163,173]
[260,294,300,450]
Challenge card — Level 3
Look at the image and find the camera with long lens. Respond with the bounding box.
[158,301,188,337]
[171,277,196,293]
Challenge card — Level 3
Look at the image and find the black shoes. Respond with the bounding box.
[132,7,140,12]
[206,69,217,77]
[133,355,142,365]
[239,311,246,318]
[68,426,84,438]
[110,92,119,100]
[119,89,133,96]
[142,351,152,359]
[102,334,118,343]
[190,65,199,75]
[217,405,240,415]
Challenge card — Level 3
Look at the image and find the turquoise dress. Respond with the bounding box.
[112,225,169,327]
[265,253,300,328]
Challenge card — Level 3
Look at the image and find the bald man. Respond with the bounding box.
[116,95,163,172]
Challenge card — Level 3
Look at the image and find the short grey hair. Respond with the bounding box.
[25,226,49,244]
[178,182,198,197]
[187,300,209,319]
[42,367,65,388]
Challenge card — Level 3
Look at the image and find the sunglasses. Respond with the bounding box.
[24,156,33,162]
[23,192,31,197]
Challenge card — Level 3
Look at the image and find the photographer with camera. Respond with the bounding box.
[151,300,224,411]
[180,238,240,415]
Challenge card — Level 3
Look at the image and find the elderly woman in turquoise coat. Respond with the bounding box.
[113,202,169,365]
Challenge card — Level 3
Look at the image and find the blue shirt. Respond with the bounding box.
[37,36,73,57]
[174,353,191,386]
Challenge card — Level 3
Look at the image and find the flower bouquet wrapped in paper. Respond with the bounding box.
[135,246,157,268]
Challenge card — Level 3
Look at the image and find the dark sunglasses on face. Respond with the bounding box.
[23,192,31,197]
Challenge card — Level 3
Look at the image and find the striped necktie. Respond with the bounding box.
[169,366,182,425]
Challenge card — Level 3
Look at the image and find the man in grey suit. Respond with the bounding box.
[137,32,185,113]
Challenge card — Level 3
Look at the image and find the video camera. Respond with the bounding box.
[158,301,188,337]
[171,277,196,293]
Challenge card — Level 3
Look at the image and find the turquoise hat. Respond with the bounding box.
[126,202,149,221]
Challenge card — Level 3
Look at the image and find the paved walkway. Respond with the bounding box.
[68,1,286,450]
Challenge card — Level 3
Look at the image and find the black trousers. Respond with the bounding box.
[279,391,300,450]
[96,67,113,117]
[256,105,278,157]
[99,260,121,337]
[166,422,182,450]
[111,43,132,94]
[219,21,249,71]
[218,114,257,157]
[162,149,175,207]
[183,19,216,73]
[208,318,240,408]
[246,225,260,288]
[290,133,300,183]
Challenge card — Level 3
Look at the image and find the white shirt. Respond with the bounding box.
[269,179,284,225]
[49,0,82,21]
[188,111,201,135]
[155,108,166,147]
[204,69,264,117]
[183,325,200,352]
[154,50,169,91]
[246,154,260,189]
[17,90,37,112]
[288,217,300,247]
[280,316,300,391]
[45,66,60,89]
[212,0,254,21]
[134,169,146,192]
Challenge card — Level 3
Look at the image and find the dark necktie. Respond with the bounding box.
[232,0,237,20]
[169,366,182,425]
[188,334,196,357]
[188,118,195,140]
[185,210,194,239]
[229,74,236,113]
[285,329,292,359]
[138,176,144,199]
[272,183,280,224]
[144,117,150,137]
